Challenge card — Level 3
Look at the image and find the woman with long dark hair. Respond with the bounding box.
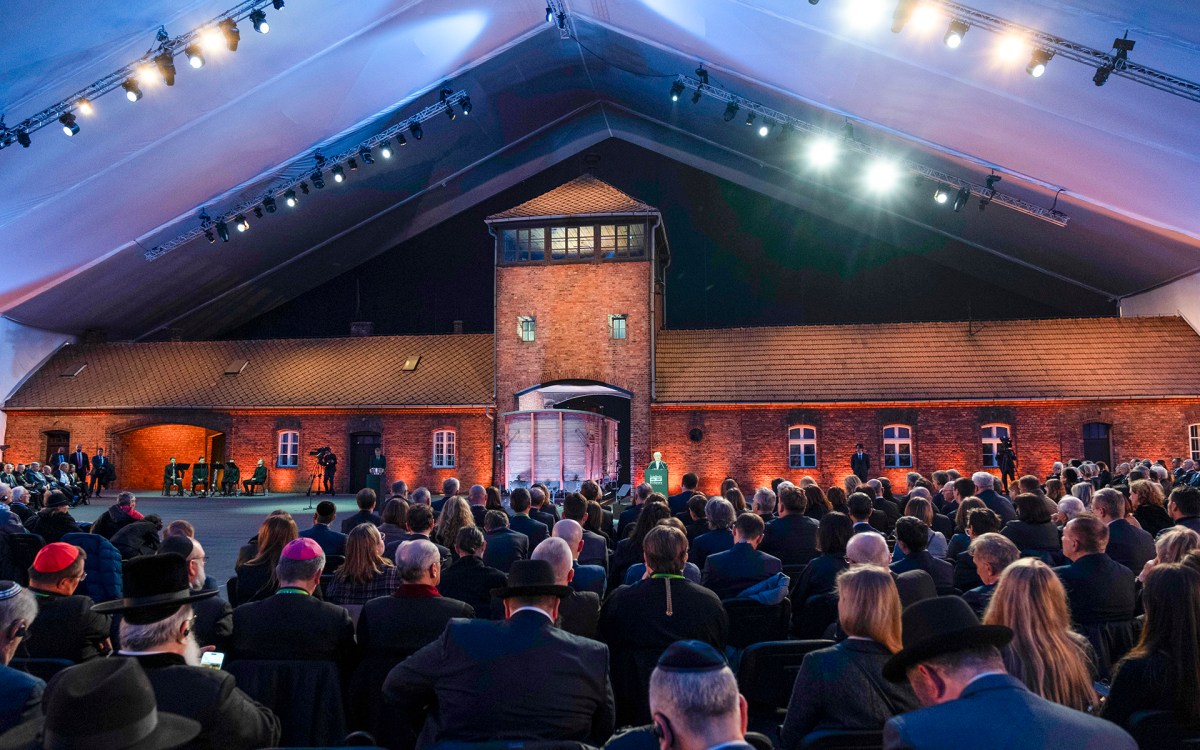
[234,514,298,604]
[790,512,852,605]
[802,485,832,521]
[610,498,671,584]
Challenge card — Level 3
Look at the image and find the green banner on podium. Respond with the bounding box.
[644,454,669,494]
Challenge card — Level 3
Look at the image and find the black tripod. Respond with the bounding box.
[304,456,324,509]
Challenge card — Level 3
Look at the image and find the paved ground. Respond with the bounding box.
[70,490,369,587]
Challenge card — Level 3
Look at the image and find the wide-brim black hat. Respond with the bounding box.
[93,553,216,622]
[883,596,1012,683]
[491,559,572,599]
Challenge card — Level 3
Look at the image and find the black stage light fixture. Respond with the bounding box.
[546,6,554,24]
[234,214,249,232]
[249,9,269,34]
[185,44,204,69]
[777,125,790,142]
[155,51,176,86]
[944,20,969,49]
[298,182,310,195]
[758,120,771,138]
[556,12,566,29]
[347,158,358,172]
[695,66,710,86]
[219,18,240,52]
[284,189,298,207]
[1093,65,1113,86]
[745,112,756,127]
[953,186,971,212]
[379,140,393,159]
[669,81,684,101]
[332,164,345,183]
[1026,49,1052,78]
[15,129,31,148]
[263,195,277,213]
[59,113,79,137]
[691,88,702,104]
[460,96,472,115]
[411,122,423,140]
[440,88,456,120]
[985,174,1002,192]
[933,185,949,204]
[397,132,408,147]
[253,206,263,219]
[723,102,739,122]
[205,229,215,244]
[808,0,819,5]
[360,147,374,165]
[215,220,229,242]
[272,0,285,9]
[123,79,143,102]
[312,170,325,189]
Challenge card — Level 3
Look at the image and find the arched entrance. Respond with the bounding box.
[113,424,225,490]
[512,381,632,489]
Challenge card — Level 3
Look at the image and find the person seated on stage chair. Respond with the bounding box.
[222,459,240,496]
[164,458,185,497]
[190,457,209,497]
[242,460,267,496]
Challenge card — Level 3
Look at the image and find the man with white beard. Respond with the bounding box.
[94,553,279,750]
[159,534,233,648]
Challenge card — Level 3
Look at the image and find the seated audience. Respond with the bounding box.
[552,519,606,595]
[99,554,281,749]
[1071,481,1094,508]
[760,484,821,565]
[233,514,298,605]
[790,512,852,606]
[802,485,831,521]
[1054,515,1137,625]
[826,485,849,514]
[23,543,111,662]
[599,525,728,726]
[158,535,232,649]
[1092,488,1154,575]
[562,492,608,566]
[690,498,737,568]
[611,500,672,585]
[89,492,143,539]
[508,488,550,548]
[376,498,408,547]
[890,517,954,594]
[532,537,600,639]
[438,526,507,619]
[388,503,449,561]
[1128,479,1173,537]
[946,496,987,560]
[701,512,782,600]
[23,492,82,543]
[962,533,1019,616]
[781,566,919,747]
[111,513,164,560]
[648,641,750,750]
[882,596,1135,749]
[298,500,347,557]
[1001,492,1062,559]
[1054,496,1086,526]
[682,494,710,541]
[484,485,503,512]
[325,523,398,606]
[847,491,879,535]
[1104,563,1200,731]
[357,539,475,658]
[433,495,475,556]
[465,484,489,527]
[431,477,459,515]
[384,559,614,746]
[1137,525,1200,582]
[481,509,528,573]
[983,558,1096,712]
[668,472,699,515]
[953,508,1001,592]
[1168,486,1200,534]
[0,581,43,733]
[892,497,948,561]
[973,471,1016,524]
[617,483,652,541]
[752,486,777,521]
[340,488,382,534]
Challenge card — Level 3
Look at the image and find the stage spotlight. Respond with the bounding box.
[312,171,325,189]
[1026,49,1052,77]
[891,0,917,33]
[440,88,457,120]
[76,98,94,116]
[234,214,249,232]
[122,79,143,102]
[380,140,393,159]
[219,18,240,52]
[546,6,554,24]
[272,0,285,8]
[909,4,940,32]
[985,174,1002,192]
[215,219,229,242]
[359,147,374,165]
[996,34,1028,64]
[461,96,472,115]
[253,206,263,219]
[952,186,971,211]
[15,129,31,148]
[1093,64,1113,86]
[332,164,345,183]
[347,158,358,172]
[669,81,684,101]
[397,133,408,147]
[155,51,176,86]
[201,27,224,52]
[59,113,79,136]
[263,196,277,213]
[249,9,269,33]
[777,125,790,142]
[205,229,215,244]
[411,123,423,140]
[185,44,205,69]
[691,88,702,105]
[298,182,309,195]
[944,20,968,48]
[865,159,901,192]
[745,112,756,127]
[933,185,949,204]
[758,120,771,138]
[806,137,838,168]
[284,189,298,207]
[723,102,740,122]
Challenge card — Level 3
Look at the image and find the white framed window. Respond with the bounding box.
[277,430,299,468]
[550,226,594,260]
[433,429,456,468]
[788,425,817,469]
[599,224,646,258]
[883,425,913,468]
[609,314,627,340]
[1190,424,1200,462]
[981,424,1011,468]
[518,316,536,342]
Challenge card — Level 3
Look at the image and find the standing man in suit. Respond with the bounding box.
[320,449,338,496]
[882,597,1135,750]
[649,641,754,750]
[702,513,782,600]
[851,444,871,482]
[760,484,821,565]
[1053,515,1136,625]
[299,501,348,557]
[88,448,111,498]
[509,488,550,548]
[482,510,529,573]
[552,519,607,596]
[1092,488,1155,574]
[69,445,88,482]
[439,527,508,619]
[972,472,1016,524]
[384,559,615,747]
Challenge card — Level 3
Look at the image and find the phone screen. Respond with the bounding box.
[200,651,225,670]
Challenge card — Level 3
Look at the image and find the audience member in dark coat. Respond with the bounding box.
[437,527,507,619]
[1128,479,1174,537]
[22,494,81,544]
[701,514,782,600]
[23,542,111,662]
[790,513,854,606]
[0,582,43,733]
[481,511,529,573]
[973,473,1017,524]
[384,560,614,748]
[508,488,550,547]
[340,488,383,534]
[760,485,821,565]
[110,517,162,560]
[158,535,232,649]
[558,590,601,640]
[959,533,1020,619]
[1093,488,1156,575]
[617,484,652,541]
[610,502,674,587]
[1168,485,1200,535]
[298,502,347,557]
[1054,516,1137,624]
[689,527,734,569]
[88,496,142,539]
[561,493,609,566]
[889,518,954,594]
[667,474,698,515]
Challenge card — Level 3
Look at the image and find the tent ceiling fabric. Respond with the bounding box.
[1,0,1197,339]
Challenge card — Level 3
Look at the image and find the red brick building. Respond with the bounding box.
[6,176,1200,494]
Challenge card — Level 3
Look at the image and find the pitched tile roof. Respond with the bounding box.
[654,317,1200,403]
[486,174,659,221]
[6,334,494,410]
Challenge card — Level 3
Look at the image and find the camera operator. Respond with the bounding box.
[318,448,338,496]
[997,437,1018,494]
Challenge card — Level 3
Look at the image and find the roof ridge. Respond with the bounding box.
[486,173,659,221]
[658,315,1184,336]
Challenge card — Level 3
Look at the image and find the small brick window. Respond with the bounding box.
[609,314,627,340]
[788,425,817,469]
[433,430,456,468]
[981,424,1011,468]
[883,425,913,468]
[518,316,536,342]
[277,431,299,468]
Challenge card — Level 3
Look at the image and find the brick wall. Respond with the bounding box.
[116,424,216,490]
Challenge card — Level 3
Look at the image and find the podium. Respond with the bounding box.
[644,464,669,494]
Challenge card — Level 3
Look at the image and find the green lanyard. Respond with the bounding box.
[276,587,310,596]
[651,574,685,580]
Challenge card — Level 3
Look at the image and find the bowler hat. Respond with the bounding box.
[93,553,216,623]
[0,658,200,750]
[883,596,1012,682]
[491,559,572,599]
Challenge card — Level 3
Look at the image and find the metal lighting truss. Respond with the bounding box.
[934,1,1200,104]
[0,0,284,151]
[546,0,574,40]
[142,90,470,261]
[676,76,1070,227]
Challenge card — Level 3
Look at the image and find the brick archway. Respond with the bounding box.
[112,423,226,491]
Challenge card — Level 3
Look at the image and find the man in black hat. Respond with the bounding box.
[648,641,752,750]
[881,596,1136,749]
[94,554,280,750]
[157,536,232,649]
[384,558,615,747]
[0,655,201,750]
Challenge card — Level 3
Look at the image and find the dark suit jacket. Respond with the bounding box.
[468,504,488,527]
[701,542,783,600]
[299,523,347,557]
[509,514,549,548]
[1174,515,1200,535]
[1134,504,1173,538]
[384,609,614,748]
[193,589,234,649]
[962,582,997,618]
[558,590,601,640]
[571,561,606,596]
[357,590,475,657]
[977,489,1017,524]
[482,527,529,573]
[851,452,871,480]
[890,551,954,594]
[1104,519,1155,575]
[438,556,507,619]
[1054,553,1136,624]
[384,532,450,563]
[884,673,1135,750]
[781,639,919,747]
[1001,520,1061,555]
[872,499,900,534]
[759,514,820,566]
[894,569,937,608]
[617,505,641,541]
[231,591,356,671]
[667,489,694,515]
[791,553,848,606]
[0,664,43,734]
[25,590,111,662]
[128,652,280,750]
[531,509,557,531]
[340,510,383,535]
[953,551,984,592]
[579,529,609,567]
[689,528,735,568]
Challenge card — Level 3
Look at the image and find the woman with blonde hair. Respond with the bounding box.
[843,474,861,496]
[433,495,475,555]
[1129,479,1172,537]
[326,523,397,605]
[1137,525,1200,582]
[780,566,918,748]
[983,558,1096,712]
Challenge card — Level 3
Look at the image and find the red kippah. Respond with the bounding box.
[33,542,80,573]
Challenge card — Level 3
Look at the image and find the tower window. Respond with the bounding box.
[518,316,536,342]
[610,314,627,340]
